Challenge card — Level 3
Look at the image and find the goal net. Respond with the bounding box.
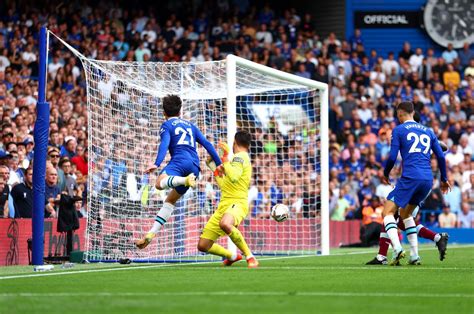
[50,33,329,262]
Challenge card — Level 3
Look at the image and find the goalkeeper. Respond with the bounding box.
[135,95,224,249]
[197,131,259,268]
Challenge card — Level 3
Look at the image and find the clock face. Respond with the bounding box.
[423,0,474,48]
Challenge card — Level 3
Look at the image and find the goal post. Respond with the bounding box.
[226,55,329,256]
[32,26,50,266]
[41,30,330,262]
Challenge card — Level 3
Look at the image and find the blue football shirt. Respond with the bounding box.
[154,117,221,169]
[384,120,447,182]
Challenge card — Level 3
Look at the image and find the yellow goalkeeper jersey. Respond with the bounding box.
[215,151,252,200]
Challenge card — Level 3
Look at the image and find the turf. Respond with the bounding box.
[0,245,473,314]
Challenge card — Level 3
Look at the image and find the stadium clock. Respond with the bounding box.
[422,0,474,48]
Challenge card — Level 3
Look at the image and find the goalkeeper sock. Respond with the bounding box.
[207,243,233,259]
[160,176,186,189]
[228,227,252,257]
[403,217,418,257]
[383,215,402,252]
[149,202,175,234]
[416,224,437,242]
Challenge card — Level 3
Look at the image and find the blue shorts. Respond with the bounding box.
[387,177,432,209]
[160,161,200,195]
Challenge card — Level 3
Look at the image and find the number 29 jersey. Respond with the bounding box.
[390,120,442,181]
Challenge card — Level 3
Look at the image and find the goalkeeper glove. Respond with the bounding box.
[217,141,230,163]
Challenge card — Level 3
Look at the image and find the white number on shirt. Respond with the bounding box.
[407,132,431,154]
[175,127,194,147]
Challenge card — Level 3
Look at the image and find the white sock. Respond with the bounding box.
[376,254,386,261]
[434,233,441,242]
[230,252,237,261]
[149,202,175,234]
[403,217,418,258]
[383,215,402,252]
[160,176,186,189]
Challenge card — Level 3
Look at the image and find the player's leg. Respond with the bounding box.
[219,204,258,268]
[400,204,420,265]
[155,172,196,190]
[199,211,240,263]
[197,238,236,260]
[399,180,433,265]
[135,189,182,249]
[417,224,449,261]
[366,225,390,265]
[382,199,405,265]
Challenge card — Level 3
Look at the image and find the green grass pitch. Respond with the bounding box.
[0,245,472,314]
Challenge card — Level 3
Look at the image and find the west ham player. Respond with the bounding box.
[382,101,450,265]
[135,95,224,249]
[366,207,449,265]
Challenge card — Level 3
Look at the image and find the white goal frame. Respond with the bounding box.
[226,55,329,256]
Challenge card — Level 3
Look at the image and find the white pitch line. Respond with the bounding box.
[120,266,472,271]
[0,245,472,280]
[0,291,472,299]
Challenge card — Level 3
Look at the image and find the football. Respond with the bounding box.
[271,204,289,222]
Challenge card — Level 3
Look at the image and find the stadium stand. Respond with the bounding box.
[0,0,472,228]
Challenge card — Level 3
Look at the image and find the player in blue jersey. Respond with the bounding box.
[135,95,224,249]
[382,101,450,265]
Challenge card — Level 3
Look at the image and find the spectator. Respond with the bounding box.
[60,137,77,159]
[443,64,460,89]
[408,48,424,72]
[331,186,350,221]
[71,146,88,176]
[59,157,78,197]
[398,41,414,61]
[443,178,462,215]
[457,203,474,228]
[464,59,474,78]
[442,43,458,64]
[11,167,33,218]
[45,167,60,218]
[458,43,473,69]
[381,52,399,76]
[425,212,439,228]
[0,175,8,217]
[438,204,457,228]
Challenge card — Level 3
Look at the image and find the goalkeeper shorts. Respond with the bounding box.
[201,199,248,242]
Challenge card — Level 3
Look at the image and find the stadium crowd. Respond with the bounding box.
[0,1,472,229]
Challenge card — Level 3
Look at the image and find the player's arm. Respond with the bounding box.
[222,156,245,183]
[193,126,222,166]
[382,128,400,184]
[146,126,171,173]
[431,133,450,193]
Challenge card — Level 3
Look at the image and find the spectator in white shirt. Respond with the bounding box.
[457,203,474,228]
[48,55,64,80]
[381,52,399,75]
[357,97,372,124]
[409,48,424,72]
[140,23,157,43]
[445,144,464,167]
[255,24,273,46]
[0,48,10,72]
[21,44,36,64]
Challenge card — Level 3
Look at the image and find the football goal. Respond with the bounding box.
[32,27,329,263]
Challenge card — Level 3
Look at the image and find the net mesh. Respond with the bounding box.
[75,51,323,262]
